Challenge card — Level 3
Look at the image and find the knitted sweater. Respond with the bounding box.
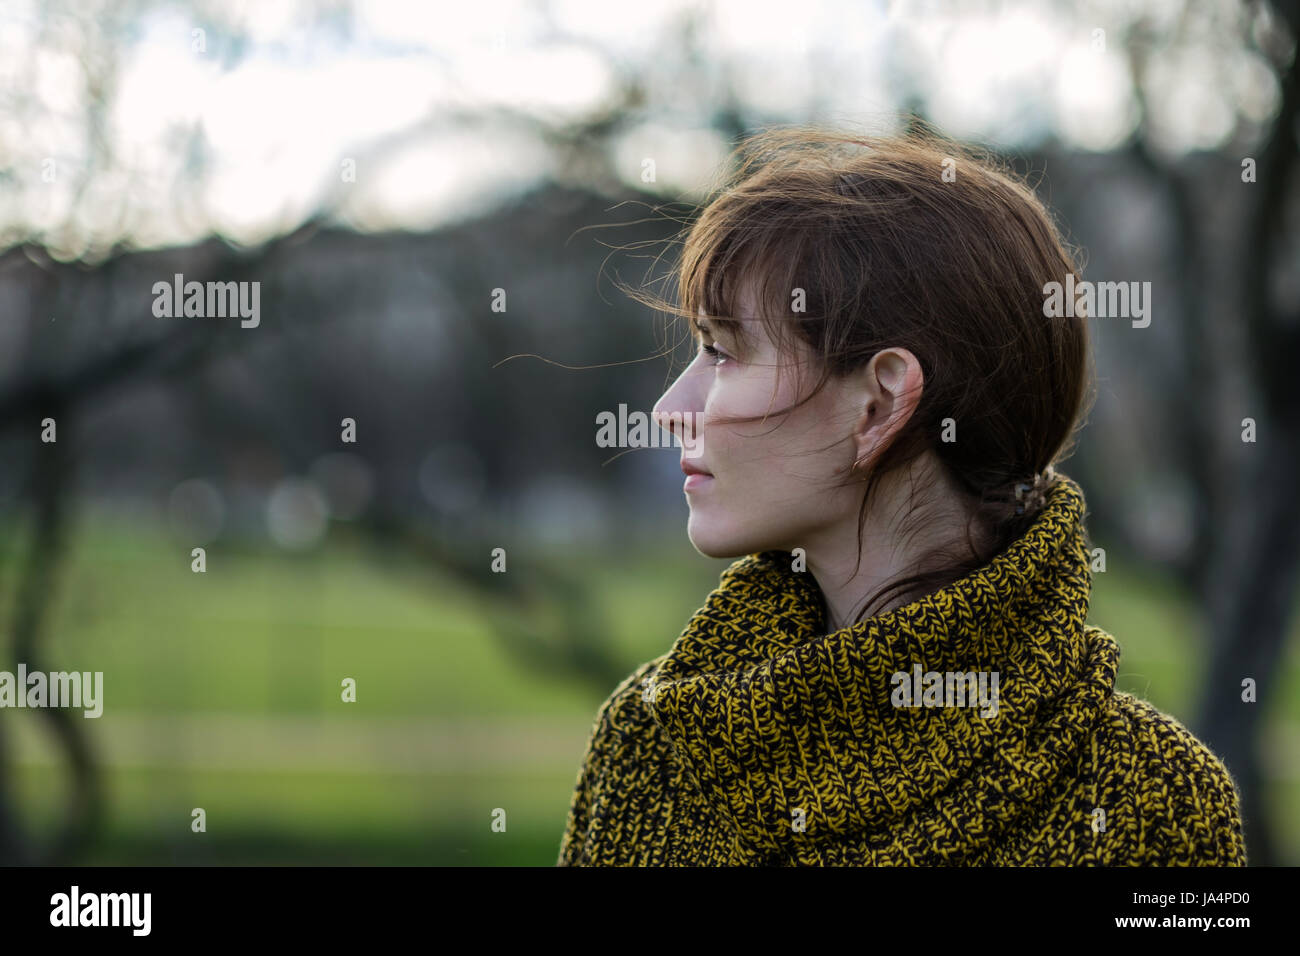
[557,476,1247,866]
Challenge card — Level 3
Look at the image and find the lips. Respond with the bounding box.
[681,459,713,495]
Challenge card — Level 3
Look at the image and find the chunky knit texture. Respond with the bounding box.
[557,476,1247,866]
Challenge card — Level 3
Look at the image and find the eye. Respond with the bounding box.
[700,342,729,366]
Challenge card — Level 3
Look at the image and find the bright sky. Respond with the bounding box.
[0,0,1282,258]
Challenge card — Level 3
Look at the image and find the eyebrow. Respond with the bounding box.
[691,315,743,340]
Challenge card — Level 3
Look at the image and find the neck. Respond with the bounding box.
[806,534,914,630]
[804,464,981,631]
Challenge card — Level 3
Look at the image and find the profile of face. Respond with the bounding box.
[651,281,920,560]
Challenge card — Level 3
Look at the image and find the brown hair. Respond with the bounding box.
[624,123,1095,624]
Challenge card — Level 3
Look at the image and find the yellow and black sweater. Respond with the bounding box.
[557,476,1247,866]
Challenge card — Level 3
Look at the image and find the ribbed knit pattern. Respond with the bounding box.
[557,476,1247,866]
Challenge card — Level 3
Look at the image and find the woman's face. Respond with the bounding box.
[651,286,868,559]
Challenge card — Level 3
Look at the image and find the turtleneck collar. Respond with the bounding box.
[645,475,1121,863]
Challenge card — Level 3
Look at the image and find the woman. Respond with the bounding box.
[556,126,1247,866]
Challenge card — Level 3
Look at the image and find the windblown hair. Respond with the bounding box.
[623,122,1095,624]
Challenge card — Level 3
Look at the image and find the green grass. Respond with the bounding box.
[15,763,576,865]
[2,508,1297,864]
[37,534,593,719]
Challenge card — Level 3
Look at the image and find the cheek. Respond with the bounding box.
[697,387,750,461]
[701,366,847,478]
[702,371,791,440]
[761,410,857,499]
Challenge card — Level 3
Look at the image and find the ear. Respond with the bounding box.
[849,348,924,470]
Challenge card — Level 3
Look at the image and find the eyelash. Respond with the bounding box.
[701,342,728,365]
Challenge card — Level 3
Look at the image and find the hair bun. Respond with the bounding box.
[1013,464,1058,516]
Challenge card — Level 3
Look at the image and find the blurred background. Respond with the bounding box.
[1,0,1297,866]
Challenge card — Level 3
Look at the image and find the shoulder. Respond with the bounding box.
[557,654,671,864]
[1096,687,1247,865]
[584,655,669,745]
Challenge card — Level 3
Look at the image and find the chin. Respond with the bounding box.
[686,517,770,560]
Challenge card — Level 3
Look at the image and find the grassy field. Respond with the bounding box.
[2,509,1297,865]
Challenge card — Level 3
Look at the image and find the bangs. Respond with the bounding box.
[681,215,814,358]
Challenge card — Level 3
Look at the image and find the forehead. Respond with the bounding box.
[701,275,757,321]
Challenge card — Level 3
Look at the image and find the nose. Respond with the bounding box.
[651,358,707,447]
